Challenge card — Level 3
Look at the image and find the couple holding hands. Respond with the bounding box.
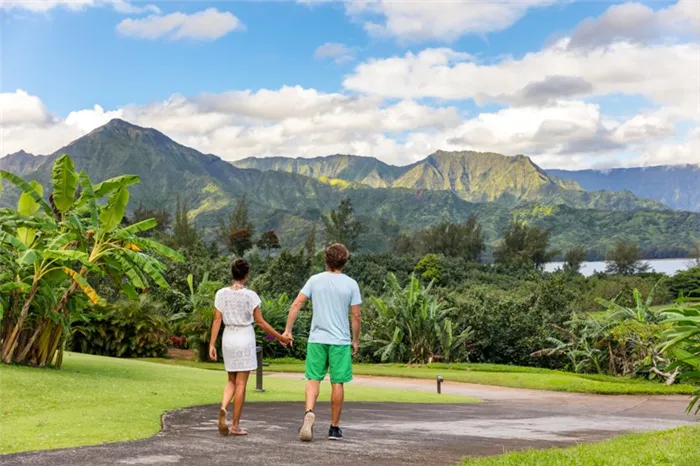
[209,243,362,440]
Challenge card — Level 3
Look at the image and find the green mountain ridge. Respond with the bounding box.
[549,166,700,213]
[1,119,698,257]
[234,151,666,211]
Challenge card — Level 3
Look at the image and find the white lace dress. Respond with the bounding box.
[214,287,261,372]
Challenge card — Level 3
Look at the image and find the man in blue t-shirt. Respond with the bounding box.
[284,243,362,442]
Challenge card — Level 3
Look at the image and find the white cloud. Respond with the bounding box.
[116,8,245,41]
[307,0,561,42]
[1,0,159,14]
[0,89,52,126]
[314,42,355,63]
[343,42,700,116]
[628,127,700,167]
[568,0,700,50]
[3,89,693,169]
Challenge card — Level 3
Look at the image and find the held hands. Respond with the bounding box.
[280,330,294,348]
[209,345,217,361]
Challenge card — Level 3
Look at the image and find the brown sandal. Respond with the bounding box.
[230,426,248,436]
[218,409,229,436]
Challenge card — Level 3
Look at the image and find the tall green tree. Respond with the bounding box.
[171,195,199,250]
[606,241,650,275]
[419,215,485,261]
[219,198,255,255]
[493,221,556,269]
[564,247,586,274]
[322,198,365,251]
[257,230,281,252]
[305,223,317,256]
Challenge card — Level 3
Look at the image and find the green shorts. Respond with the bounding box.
[305,343,353,384]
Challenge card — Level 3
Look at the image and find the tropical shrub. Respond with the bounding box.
[366,274,471,363]
[179,273,224,362]
[70,296,169,358]
[0,155,182,368]
[666,267,700,299]
[662,299,700,413]
[256,294,309,359]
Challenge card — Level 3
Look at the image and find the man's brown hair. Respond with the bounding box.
[324,243,350,271]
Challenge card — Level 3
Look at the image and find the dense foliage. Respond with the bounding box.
[0,155,182,368]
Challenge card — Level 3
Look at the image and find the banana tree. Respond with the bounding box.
[1,154,183,367]
[662,300,700,414]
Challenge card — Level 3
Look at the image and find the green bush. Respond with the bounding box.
[666,266,700,298]
[70,296,169,358]
[256,294,310,360]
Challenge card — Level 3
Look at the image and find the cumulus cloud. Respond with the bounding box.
[1,0,159,14]
[314,42,355,63]
[343,42,700,116]
[568,0,700,50]
[318,0,561,42]
[116,8,245,41]
[3,89,693,169]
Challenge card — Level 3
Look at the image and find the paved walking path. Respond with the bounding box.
[2,374,696,466]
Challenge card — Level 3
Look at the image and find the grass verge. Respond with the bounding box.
[0,352,474,454]
[144,358,696,395]
[461,426,700,466]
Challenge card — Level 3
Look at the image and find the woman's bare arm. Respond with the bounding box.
[209,309,222,360]
[254,307,291,345]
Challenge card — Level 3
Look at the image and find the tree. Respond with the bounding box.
[390,233,415,255]
[219,198,255,255]
[0,155,183,367]
[257,230,281,252]
[662,300,700,414]
[305,224,317,256]
[493,221,556,269]
[564,247,586,274]
[229,229,253,257]
[171,195,199,250]
[419,216,485,261]
[131,203,170,236]
[415,254,441,283]
[322,198,366,251]
[606,241,650,275]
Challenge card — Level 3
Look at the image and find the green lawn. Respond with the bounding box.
[144,358,697,395]
[0,352,474,454]
[461,425,700,466]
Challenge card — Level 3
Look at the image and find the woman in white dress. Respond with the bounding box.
[209,259,291,436]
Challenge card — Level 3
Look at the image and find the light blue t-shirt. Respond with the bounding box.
[301,272,362,345]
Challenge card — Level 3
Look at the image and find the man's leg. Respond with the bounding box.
[328,345,353,439]
[300,343,329,442]
[330,383,344,426]
[305,379,321,412]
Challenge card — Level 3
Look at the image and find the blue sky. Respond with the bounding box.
[1,0,698,169]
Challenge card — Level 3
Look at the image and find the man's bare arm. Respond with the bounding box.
[284,293,308,335]
[350,304,361,356]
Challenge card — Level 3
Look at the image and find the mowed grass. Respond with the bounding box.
[144,358,697,395]
[461,425,700,466]
[0,352,474,454]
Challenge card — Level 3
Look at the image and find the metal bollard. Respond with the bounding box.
[436,375,444,394]
[255,346,265,392]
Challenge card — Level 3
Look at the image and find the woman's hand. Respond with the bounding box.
[279,332,293,347]
[209,345,217,361]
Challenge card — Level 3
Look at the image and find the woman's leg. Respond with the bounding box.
[231,371,250,433]
[218,372,237,435]
[222,372,237,410]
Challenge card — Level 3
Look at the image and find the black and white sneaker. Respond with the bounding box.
[299,411,315,442]
[328,425,343,440]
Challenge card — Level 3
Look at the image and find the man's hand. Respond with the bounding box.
[352,340,359,357]
[282,330,294,347]
[209,345,217,361]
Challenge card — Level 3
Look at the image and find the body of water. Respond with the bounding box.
[544,258,695,277]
